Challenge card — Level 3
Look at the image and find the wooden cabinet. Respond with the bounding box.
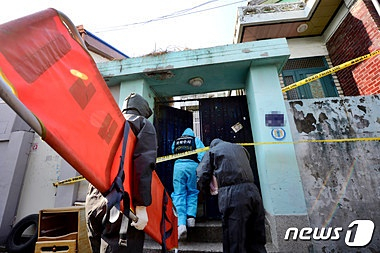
[34,206,91,253]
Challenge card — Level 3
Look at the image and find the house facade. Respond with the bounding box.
[233,0,380,251]
[1,1,379,252]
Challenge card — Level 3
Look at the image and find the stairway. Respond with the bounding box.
[142,195,277,253]
[143,217,278,253]
[143,219,223,253]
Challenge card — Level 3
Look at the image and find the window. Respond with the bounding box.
[282,57,338,100]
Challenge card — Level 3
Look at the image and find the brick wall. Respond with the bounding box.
[326,0,380,96]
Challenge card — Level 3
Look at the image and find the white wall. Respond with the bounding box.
[287,36,328,59]
[15,135,63,221]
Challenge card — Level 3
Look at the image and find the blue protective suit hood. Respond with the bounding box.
[182,128,195,137]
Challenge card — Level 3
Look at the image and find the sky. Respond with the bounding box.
[0,0,247,57]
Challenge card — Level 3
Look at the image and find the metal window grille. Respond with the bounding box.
[282,57,326,70]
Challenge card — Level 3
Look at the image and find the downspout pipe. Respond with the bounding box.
[0,78,43,136]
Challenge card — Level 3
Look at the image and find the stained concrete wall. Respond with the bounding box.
[286,95,380,252]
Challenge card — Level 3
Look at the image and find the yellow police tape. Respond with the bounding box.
[53,175,86,187]
[53,136,380,186]
[53,51,380,187]
[281,50,380,93]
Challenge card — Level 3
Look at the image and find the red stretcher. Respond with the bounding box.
[0,8,177,251]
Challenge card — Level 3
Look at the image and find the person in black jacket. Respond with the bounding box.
[85,93,157,253]
[197,138,267,253]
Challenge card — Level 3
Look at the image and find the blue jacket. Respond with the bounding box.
[172,128,205,163]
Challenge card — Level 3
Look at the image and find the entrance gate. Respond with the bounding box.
[154,96,260,219]
[154,105,193,194]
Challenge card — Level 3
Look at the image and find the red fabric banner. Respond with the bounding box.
[0,9,124,192]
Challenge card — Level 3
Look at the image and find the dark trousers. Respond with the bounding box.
[221,185,267,253]
[87,206,145,253]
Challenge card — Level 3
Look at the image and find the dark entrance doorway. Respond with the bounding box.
[198,96,259,219]
[199,96,258,186]
[154,95,260,219]
[154,104,193,194]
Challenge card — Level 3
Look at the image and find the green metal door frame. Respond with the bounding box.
[283,57,339,99]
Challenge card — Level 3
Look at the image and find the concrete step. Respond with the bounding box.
[144,219,223,253]
[187,220,222,243]
[144,240,277,253]
[144,237,277,253]
[143,218,278,253]
[143,240,223,253]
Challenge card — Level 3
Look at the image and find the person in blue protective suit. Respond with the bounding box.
[171,128,205,240]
